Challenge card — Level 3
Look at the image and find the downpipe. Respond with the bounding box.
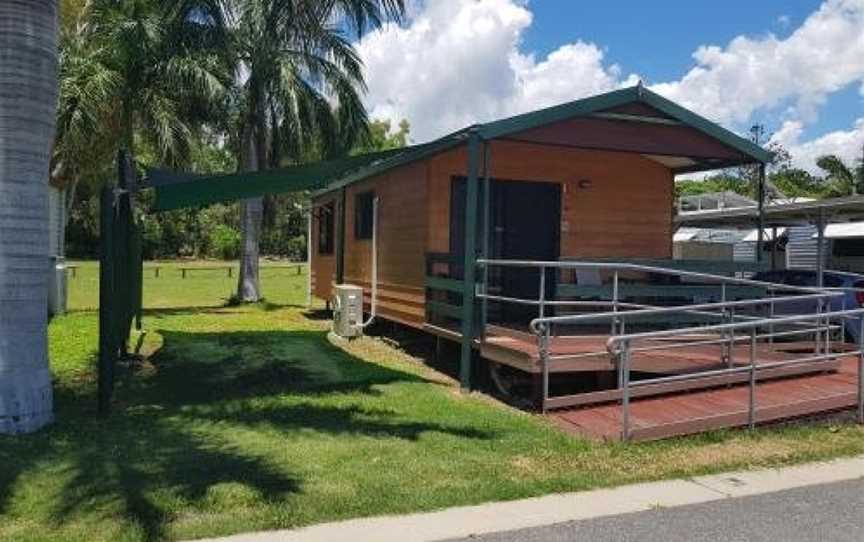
[362,196,379,328]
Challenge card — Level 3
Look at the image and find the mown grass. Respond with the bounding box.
[1,261,863,541]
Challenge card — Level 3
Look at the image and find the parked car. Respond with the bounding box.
[752,269,864,343]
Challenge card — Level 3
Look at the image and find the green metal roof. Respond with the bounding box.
[477,85,774,163]
[149,85,773,211]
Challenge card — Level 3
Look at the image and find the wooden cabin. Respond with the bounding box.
[309,85,771,333]
[152,87,864,441]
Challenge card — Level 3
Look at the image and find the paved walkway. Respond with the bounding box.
[198,455,864,542]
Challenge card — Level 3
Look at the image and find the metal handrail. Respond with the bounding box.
[605,308,864,352]
[473,258,864,440]
[528,292,841,334]
[477,258,837,294]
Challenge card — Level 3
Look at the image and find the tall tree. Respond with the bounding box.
[55,0,229,182]
[226,0,404,302]
[0,0,59,433]
[816,154,863,197]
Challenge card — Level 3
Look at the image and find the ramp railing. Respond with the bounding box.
[475,259,864,439]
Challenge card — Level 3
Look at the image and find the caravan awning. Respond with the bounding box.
[676,195,864,228]
[818,221,864,239]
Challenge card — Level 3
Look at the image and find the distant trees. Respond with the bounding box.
[817,154,864,197]
[226,0,405,302]
[676,127,864,205]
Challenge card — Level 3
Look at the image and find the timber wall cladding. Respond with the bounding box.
[313,138,674,327]
[427,139,674,259]
[342,160,430,326]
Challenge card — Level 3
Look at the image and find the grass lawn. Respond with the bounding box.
[1,260,863,541]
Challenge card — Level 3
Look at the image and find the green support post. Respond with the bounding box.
[98,185,115,414]
[460,130,481,390]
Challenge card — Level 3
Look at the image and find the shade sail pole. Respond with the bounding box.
[306,205,313,307]
[756,163,766,264]
[460,130,481,391]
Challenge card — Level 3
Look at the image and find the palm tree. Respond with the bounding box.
[817,154,863,197]
[225,0,404,302]
[56,0,230,180]
[0,0,59,433]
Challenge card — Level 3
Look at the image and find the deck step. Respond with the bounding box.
[550,356,861,442]
[544,358,841,410]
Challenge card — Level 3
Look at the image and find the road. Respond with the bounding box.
[445,479,864,542]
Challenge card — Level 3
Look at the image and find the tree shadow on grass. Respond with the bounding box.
[0,327,494,541]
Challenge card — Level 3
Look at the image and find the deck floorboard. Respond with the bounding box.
[551,357,861,441]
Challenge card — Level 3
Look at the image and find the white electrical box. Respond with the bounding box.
[332,284,364,338]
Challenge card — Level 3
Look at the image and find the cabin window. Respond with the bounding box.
[833,239,864,257]
[318,202,334,254]
[354,191,375,240]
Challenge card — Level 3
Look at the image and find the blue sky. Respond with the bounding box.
[524,1,859,140]
[357,0,864,172]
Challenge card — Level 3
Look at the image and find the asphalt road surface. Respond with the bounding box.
[446,479,864,542]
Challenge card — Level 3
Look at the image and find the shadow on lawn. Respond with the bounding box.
[0,328,492,541]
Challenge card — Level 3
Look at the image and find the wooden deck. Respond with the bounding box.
[551,356,861,442]
[423,322,861,440]
[427,323,849,376]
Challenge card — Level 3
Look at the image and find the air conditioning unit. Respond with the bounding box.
[332,284,364,338]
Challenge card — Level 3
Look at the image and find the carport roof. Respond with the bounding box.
[676,195,864,228]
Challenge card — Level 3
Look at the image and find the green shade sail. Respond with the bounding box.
[149,148,406,211]
[149,85,774,212]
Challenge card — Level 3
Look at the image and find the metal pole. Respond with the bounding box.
[336,188,346,285]
[306,205,313,307]
[617,320,626,390]
[749,327,757,430]
[859,316,864,424]
[756,163,766,263]
[816,208,826,288]
[540,325,550,413]
[824,297,831,356]
[815,297,824,355]
[771,226,778,271]
[728,307,736,368]
[621,340,631,442]
[480,142,491,339]
[459,130,482,391]
[612,271,619,335]
[768,297,775,345]
[721,283,729,367]
[538,265,546,319]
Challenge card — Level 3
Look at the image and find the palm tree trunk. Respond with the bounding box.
[237,127,263,302]
[0,0,58,433]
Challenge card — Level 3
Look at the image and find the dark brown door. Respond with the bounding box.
[451,177,561,324]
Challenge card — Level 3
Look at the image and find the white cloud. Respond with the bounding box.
[358,0,864,171]
[651,0,864,125]
[771,118,864,173]
[357,0,633,141]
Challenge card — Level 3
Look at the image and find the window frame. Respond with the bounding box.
[354,190,375,240]
[317,201,335,255]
